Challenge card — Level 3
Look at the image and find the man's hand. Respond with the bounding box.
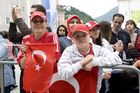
[13,5,22,19]
[12,6,17,22]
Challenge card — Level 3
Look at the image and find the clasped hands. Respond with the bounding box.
[80,54,94,71]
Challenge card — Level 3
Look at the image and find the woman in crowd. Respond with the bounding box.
[98,21,114,93]
[85,20,102,46]
[125,20,140,34]
[59,15,82,53]
[17,11,61,93]
[125,20,138,48]
[125,20,140,59]
[86,20,117,52]
[56,24,68,37]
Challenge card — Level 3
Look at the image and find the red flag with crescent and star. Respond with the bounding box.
[23,43,56,93]
[49,68,98,93]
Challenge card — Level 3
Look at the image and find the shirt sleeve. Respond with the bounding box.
[15,18,32,35]
[57,47,82,79]
[91,47,122,67]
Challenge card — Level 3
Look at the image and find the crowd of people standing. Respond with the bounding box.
[0,3,140,93]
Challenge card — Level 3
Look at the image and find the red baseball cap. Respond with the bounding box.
[30,11,47,21]
[72,24,89,34]
[85,20,100,30]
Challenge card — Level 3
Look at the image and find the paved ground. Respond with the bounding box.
[11,65,21,93]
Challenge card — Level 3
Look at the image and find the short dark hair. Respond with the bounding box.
[31,4,46,16]
[113,13,124,22]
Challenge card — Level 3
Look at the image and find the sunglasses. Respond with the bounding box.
[32,20,44,24]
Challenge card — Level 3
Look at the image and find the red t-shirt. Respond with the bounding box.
[17,32,61,67]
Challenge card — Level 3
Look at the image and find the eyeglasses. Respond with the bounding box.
[32,20,44,24]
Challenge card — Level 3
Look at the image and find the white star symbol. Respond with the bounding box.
[35,64,42,71]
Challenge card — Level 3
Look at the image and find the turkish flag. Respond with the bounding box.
[49,67,98,93]
[23,43,56,93]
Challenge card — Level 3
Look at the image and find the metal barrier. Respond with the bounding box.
[0,61,17,93]
[0,61,140,93]
[100,64,140,93]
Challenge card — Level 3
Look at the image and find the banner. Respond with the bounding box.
[41,0,58,32]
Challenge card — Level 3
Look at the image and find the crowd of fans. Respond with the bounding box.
[0,3,140,93]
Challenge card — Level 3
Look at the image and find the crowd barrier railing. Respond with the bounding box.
[100,64,140,93]
[0,61,140,93]
[0,61,17,93]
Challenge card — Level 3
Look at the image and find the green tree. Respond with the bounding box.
[64,6,94,23]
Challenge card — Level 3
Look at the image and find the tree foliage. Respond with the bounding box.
[64,6,94,23]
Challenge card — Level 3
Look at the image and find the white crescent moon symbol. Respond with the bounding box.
[32,50,47,64]
[49,73,79,93]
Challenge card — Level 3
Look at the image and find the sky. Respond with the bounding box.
[59,0,118,18]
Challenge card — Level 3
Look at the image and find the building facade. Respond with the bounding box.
[118,0,140,27]
[0,0,40,31]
